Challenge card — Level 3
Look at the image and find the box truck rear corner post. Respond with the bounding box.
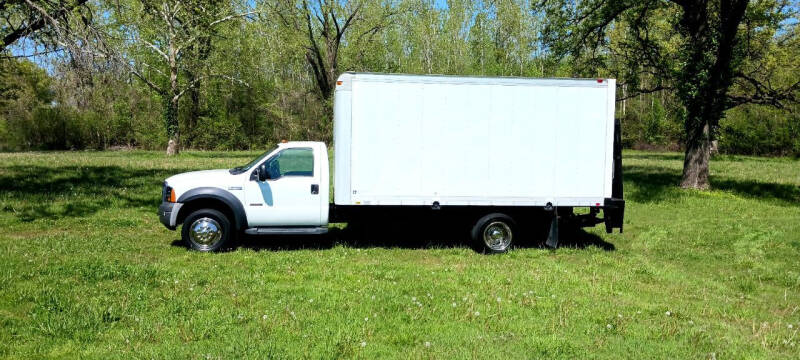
[158,73,625,253]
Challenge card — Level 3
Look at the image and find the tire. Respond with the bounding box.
[181,208,232,252]
[471,213,515,254]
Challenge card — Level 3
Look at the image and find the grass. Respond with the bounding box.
[0,150,799,359]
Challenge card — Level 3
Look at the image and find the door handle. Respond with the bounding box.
[311,184,319,194]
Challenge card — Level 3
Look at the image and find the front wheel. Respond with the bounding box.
[471,213,515,254]
[181,208,232,252]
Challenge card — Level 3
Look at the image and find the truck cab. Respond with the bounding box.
[158,141,329,251]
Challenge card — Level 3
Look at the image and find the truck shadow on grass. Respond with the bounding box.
[225,221,615,252]
[624,164,800,205]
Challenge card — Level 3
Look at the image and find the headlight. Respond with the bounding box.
[162,182,176,202]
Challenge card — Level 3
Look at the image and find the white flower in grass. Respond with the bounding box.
[617,314,622,318]
[308,299,313,303]
[606,324,613,329]
[364,317,368,322]
[411,297,417,302]
[788,324,793,329]
[496,297,502,303]
[452,302,457,307]
[360,341,366,347]
[425,341,431,347]
[665,311,671,316]
[262,314,268,320]
[474,311,480,316]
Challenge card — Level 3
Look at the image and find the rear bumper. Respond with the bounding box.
[158,202,183,230]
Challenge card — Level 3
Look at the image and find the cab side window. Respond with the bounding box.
[264,148,314,179]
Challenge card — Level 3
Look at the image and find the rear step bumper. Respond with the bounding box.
[244,226,329,235]
[564,198,625,233]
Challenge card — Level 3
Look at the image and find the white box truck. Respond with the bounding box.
[158,73,624,253]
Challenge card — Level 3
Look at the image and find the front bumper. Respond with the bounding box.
[158,201,183,230]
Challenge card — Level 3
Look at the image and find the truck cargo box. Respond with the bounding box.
[333,73,617,208]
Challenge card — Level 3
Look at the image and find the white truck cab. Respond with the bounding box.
[159,141,329,251]
[159,73,625,253]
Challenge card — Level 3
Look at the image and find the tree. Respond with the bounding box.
[542,0,799,189]
[269,0,398,99]
[98,0,255,155]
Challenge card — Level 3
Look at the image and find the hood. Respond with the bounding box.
[166,169,231,183]
[165,169,243,198]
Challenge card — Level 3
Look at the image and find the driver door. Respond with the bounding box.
[244,147,322,226]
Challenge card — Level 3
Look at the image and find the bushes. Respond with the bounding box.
[191,115,249,150]
[719,105,800,157]
[619,96,683,151]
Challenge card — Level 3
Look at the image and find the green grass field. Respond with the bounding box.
[1,150,798,359]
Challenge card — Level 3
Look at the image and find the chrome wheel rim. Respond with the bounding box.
[483,221,512,251]
[189,217,222,250]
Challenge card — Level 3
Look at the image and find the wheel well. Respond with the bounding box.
[177,198,238,229]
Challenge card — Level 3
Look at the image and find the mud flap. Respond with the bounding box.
[546,207,559,248]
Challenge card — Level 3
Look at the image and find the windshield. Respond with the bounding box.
[229,145,279,174]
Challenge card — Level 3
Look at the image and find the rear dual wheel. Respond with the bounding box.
[471,213,515,254]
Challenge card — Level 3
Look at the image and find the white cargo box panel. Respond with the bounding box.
[333,73,616,207]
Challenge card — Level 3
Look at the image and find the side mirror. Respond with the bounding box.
[258,164,269,182]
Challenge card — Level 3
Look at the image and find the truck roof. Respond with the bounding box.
[337,72,614,87]
[278,141,324,148]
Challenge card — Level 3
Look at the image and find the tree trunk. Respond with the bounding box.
[188,71,200,144]
[165,96,180,156]
[674,0,748,189]
[166,41,180,156]
[680,122,710,189]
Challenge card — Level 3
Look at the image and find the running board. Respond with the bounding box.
[244,226,328,235]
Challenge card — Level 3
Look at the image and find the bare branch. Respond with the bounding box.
[2,0,88,50]
[727,72,800,109]
[616,85,673,101]
[177,10,260,53]
[174,73,250,101]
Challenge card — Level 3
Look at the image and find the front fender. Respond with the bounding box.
[177,187,248,230]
